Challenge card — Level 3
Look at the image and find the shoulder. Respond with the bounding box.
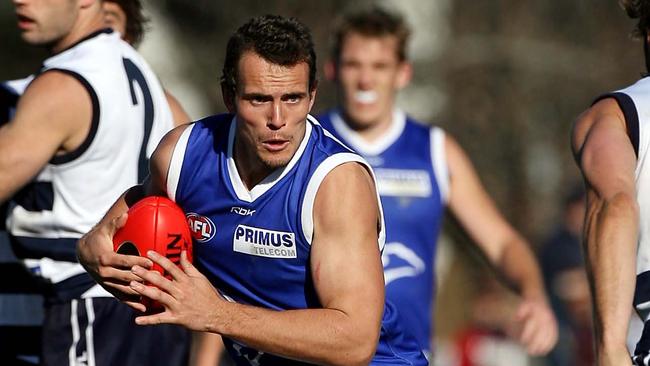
[572,97,626,158]
[16,71,93,124]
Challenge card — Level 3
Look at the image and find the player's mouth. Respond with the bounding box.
[16,14,35,30]
[354,90,378,105]
[262,138,290,152]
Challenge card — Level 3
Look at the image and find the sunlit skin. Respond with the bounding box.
[335,32,410,141]
[226,51,316,189]
[102,1,126,36]
[12,0,99,53]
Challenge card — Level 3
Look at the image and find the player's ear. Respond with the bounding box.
[221,82,236,113]
[395,61,412,90]
[308,81,318,111]
[324,60,337,82]
[80,0,98,9]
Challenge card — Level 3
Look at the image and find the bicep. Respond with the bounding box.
[0,72,90,201]
[310,162,384,319]
[145,124,192,197]
[579,113,636,199]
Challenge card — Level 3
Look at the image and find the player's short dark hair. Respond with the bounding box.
[105,0,148,47]
[221,15,317,94]
[621,0,650,37]
[331,6,411,63]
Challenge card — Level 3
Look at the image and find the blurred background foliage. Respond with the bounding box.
[0,1,643,363]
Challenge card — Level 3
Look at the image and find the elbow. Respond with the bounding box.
[601,191,639,219]
[326,325,379,366]
[349,338,378,366]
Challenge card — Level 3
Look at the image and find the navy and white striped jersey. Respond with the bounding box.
[597,77,650,365]
[167,113,427,365]
[6,29,174,300]
[318,109,448,355]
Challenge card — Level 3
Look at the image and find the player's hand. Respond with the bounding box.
[77,212,153,303]
[129,250,223,331]
[508,297,558,356]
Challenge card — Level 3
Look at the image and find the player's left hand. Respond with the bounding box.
[508,297,558,356]
[128,250,223,332]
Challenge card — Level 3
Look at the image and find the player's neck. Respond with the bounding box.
[345,111,394,143]
[50,16,105,54]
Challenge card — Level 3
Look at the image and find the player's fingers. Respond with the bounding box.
[131,265,183,299]
[180,250,200,276]
[134,311,175,326]
[147,250,184,280]
[129,280,175,307]
[96,263,146,284]
[124,300,146,313]
[519,314,537,347]
[99,251,152,270]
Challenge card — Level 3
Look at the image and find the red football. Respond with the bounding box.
[113,196,193,276]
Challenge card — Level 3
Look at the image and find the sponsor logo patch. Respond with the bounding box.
[374,168,432,197]
[233,224,297,258]
[186,213,216,242]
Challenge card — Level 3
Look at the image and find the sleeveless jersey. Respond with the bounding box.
[6,29,175,300]
[318,109,448,355]
[168,113,427,365]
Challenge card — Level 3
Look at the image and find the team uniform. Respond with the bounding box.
[167,113,428,365]
[597,77,650,365]
[0,77,42,365]
[318,109,448,357]
[5,29,189,365]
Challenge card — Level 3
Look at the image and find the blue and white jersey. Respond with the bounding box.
[319,109,449,355]
[168,113,427,365]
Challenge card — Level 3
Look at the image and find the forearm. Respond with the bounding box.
[586,193,638,352]
[212,302,377,366]
[496,235,547,301]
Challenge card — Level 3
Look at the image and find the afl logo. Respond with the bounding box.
[186,213,216,242]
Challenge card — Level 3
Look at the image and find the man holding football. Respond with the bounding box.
[78,14,427,365]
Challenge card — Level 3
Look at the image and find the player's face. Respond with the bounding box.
[231,51,315,176]
[102,1,127,40]
[336,32,410,130]
[12,0,79,47]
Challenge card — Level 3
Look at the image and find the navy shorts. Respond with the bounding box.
[41,297,190,366]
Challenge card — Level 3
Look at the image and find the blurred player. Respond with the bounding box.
[78,14,429,365]
[572,1,650,365]
[1,0,190,364]
[318,6,558,358]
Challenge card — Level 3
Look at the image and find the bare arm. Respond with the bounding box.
[0,71,91,203]
[572,98,637,366]
[129,162,384,366]
[76,124,190,300]
[446,134,558,355]
[164,90,191,126]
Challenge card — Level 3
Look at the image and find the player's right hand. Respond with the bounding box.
[77,212,153,303]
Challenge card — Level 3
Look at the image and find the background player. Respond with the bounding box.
[77,14,428,365]
[571,1,650,365]
[318,6,558,358]
[0,0,190,364]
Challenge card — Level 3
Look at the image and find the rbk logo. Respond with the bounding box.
[186,213,216,242]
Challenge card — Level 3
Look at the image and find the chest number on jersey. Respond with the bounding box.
[123,58,154,183]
